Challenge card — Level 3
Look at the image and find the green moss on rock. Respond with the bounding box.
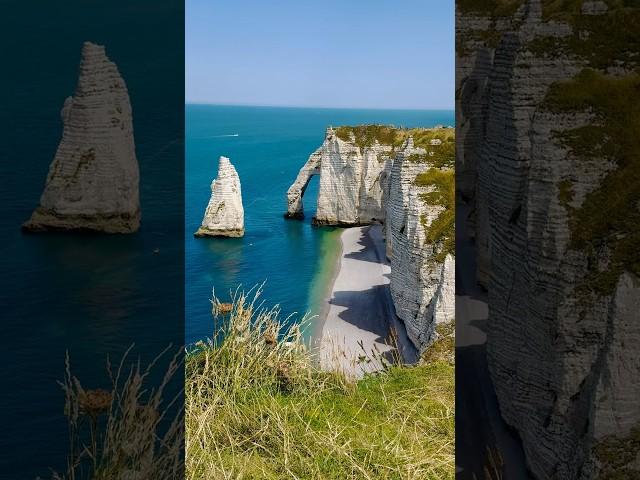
[594,426,640,479]
[544,69,640,295]
[416,169,455,263]
[530,4,640,69]
[557,179,575,208]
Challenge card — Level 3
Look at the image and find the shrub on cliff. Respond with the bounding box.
[416,168,455,263]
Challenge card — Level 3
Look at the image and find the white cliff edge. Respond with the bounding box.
[195,156,244,238]
[387,138,455,351]
[285,127,391,225]
[288,128,455,354]
[23,42,140,233]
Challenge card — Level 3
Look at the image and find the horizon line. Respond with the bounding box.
[185,101,454,112]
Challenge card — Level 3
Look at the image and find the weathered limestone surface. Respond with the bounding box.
[288,128,455,354]
[285,150,321,219]
[386,139,455,351]
[23,42,140,233]
[285,127,392,225]
[458,0,640,478]
[384,138,427,258]
[194,156,244,238]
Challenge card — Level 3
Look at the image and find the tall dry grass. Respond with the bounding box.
[51,346,184,480]
[186,287,454,479]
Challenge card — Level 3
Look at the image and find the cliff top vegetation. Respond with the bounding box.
[544,68,640,296]
[457,0,523,17]
[335,124,454,151]
[415,169,455,263]
[186,289,454,479]
[529,3,640,70]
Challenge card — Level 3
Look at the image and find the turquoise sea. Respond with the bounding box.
[186,105,454,344]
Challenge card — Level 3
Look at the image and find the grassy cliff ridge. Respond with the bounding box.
[186,290,454,479]
[335,124,454,151]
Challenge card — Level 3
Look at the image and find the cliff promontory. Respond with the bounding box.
[387,139,455,350]
[23,42,140,233]
[287,125,455,353]
[195,156,244,238]
[285,126,394,225]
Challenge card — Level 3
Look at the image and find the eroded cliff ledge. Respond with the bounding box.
[195,156,244,238]
[287,125,455,352]
[387,142,455,350]
[23,42,140,233]
[458,0,640,477]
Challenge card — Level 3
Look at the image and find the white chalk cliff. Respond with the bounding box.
[286,127,392,225]
[287,128,455,353]
[23,42,140,233]
[458,0,640,477]
[195,156,244,238]
[387,139,455,350]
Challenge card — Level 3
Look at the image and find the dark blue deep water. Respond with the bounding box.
[0,1,183,477]
[186,105,454,344]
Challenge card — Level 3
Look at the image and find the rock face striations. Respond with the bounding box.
[23,42,140,233]
[386,138,455,350]
[286,127,392,225]
[287,125,455,353]
[458,0,640,478]
[195,156,244,238]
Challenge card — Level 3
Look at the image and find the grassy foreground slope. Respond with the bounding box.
[186,291,454,480]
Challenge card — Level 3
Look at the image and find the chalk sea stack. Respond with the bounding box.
[23,42,140,233]
[194,156,244,238]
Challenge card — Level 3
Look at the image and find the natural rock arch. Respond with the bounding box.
[284,149,322,219]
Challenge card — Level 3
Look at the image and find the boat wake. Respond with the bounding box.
[206,133,239,138]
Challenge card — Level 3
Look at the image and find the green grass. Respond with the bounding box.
[334,125,454,152]
[335,125,404,148]
[186,290,454,479]
[409,137,455,169]
[543,69,640,295]
[52,348,184,480]
[593,426,640,479]
[529,2,640,69]
[421,322,455,365]
[415,169,455,263]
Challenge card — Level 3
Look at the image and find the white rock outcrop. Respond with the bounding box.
[387,139,455,351]
[458,0,640,477]
[23,42,140,233]
[195,156,244,238]
[288,128,455,354]
[285,149,322,219]
[285,127,392,224]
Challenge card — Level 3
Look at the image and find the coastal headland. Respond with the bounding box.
[286,124,456,374]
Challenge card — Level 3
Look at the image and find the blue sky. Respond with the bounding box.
[186,1,454,110]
